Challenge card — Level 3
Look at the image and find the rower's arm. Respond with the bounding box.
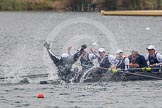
[124,58,130,70]
[47,49,61,67]
[108,55,116,64]
[73,48,83,62]
[157,53,162,62]
[141,56,148,68]
[44,42,61,66]
[90,49,99,58]
[145,54,149,61]
[68,46,72,56]
[73,44,87,62]
[145,54,150,65]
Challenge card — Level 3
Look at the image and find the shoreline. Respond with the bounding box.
[0,0,161,12]
[0,9,162,12]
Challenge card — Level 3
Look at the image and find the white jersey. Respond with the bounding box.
[89,51,115,67]
[108,55,116,64]
[124,58,129,70]
[145,52,162,63]
[113,57,129,70]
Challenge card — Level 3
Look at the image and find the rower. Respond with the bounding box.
[80,49,95,71]
[68,46,96,71]
[145,45,162,67]
[113,49,129,70]
[129,51,148,68]
[97,48,115,74]
[44,42,87,82]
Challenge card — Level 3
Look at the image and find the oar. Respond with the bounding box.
[0,73,49,80]
[97,66,161,72]
[125,72,162,80]
[97,67,162,73]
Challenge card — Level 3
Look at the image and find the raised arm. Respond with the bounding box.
[73,44,87,62]
[44,42,60,67]
[157,53,162,63]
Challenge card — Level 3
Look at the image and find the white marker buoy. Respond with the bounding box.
[92,42,98,46]
[146,27,150,31]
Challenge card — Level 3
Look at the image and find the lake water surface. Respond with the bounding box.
[0,12,162,108]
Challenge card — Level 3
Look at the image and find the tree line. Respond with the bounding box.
[0,0,162,11]
[69,0,162,11]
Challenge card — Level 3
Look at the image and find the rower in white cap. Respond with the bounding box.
[96,48,115,74]
[113,49,129,70]
[145,45,162,66]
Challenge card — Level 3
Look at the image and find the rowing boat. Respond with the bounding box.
[82,70,162,83]
[39,67,162,84]
[38,70,162,84]
[1,68,161,84]
[101,10,162,16]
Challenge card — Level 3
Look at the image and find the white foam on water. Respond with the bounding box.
[79,69,91,83]
[4,45,27,83]
[43,48,59,81]
[115,22,134,54]
[46,17,118,53]
[61,34,98,54]
[79,66,97,83]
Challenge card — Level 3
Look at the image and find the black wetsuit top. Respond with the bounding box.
[129,54,148,68]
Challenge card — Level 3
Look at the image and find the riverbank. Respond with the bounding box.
[0,0,162,11]
[0,0,53,11]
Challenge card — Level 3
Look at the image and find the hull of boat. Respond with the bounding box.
[83,71,162,82]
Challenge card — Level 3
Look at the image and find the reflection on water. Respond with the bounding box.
[0,12,162,108]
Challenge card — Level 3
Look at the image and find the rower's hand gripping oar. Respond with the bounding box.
[150,63,162,67]
[99,66,162,73]
[111,67,161,73]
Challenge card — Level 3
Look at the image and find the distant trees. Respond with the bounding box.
[69,0,91,11]
[100,0,162,10]
[0,0,162,11]
[156,0,162,9]
[0,0,53,11]
[102,0,117,10]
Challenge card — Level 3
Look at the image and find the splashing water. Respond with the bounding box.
[44,17,118,82]
[4,45,28,83]
[47,63,59,81]
[79,67,96,83]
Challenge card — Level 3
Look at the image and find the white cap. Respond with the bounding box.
[116,49,123,54]
[61,53,69,58]
[146,45,156,50]
[98,48,105,52]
